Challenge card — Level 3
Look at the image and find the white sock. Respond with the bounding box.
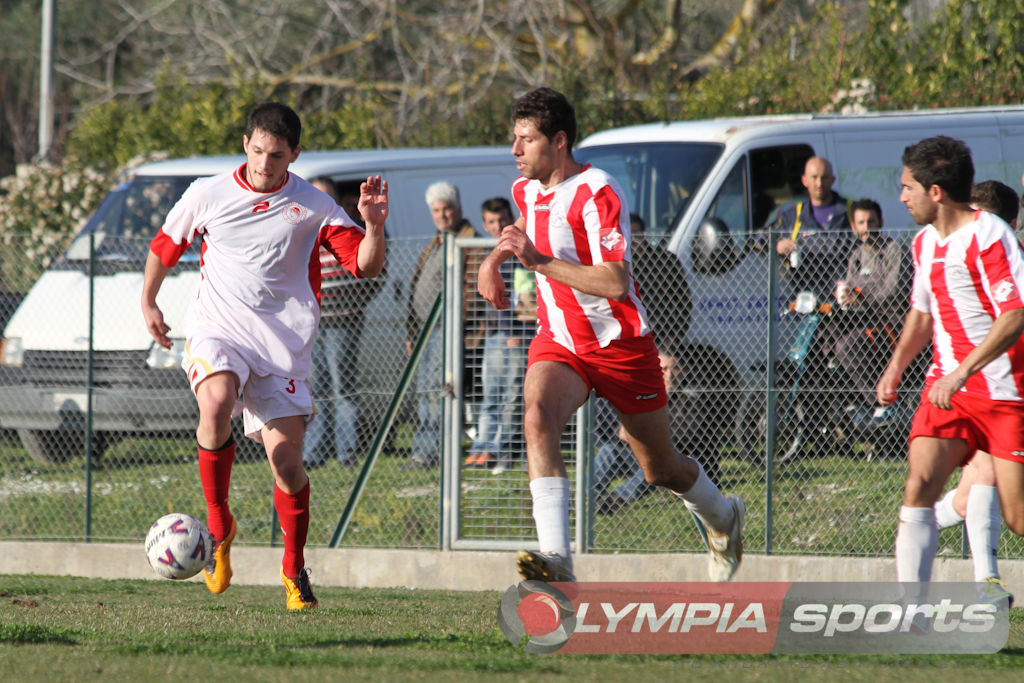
[965,485,1001,582]
[529,477,572,567]
[895,506,937,582]
[934,488,964,530]
[674,460,733,532]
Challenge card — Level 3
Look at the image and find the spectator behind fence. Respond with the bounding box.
[401,181,481,469]
[762,156,854,301]
[929,179,1022,604]
[629,213,691,353]
[832,198,910,424]
[465,197,531,472]
[595,348,725,515]
[971,179,1019,231]
[879,137,1024,608]
[303,177,385,469]
[594,214,719,512]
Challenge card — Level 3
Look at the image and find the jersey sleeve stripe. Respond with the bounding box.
[150,230,192,268]
[979,234,1024,313]
[592,184,627,261]
[320,224,363,276]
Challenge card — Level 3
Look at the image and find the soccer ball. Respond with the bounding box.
[145,513,213,580]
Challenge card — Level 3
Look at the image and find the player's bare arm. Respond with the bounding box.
[355,175,388,278]
[877,308,932,405]
[477,248,511,310]
[141,250,173,349]
[476,216,524,310]
[498,223,630,301]
[929,307,1024,409]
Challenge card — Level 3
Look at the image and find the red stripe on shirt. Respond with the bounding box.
[567,186,593,266]
[961,236,994,396]
[928,242,971,386]
[150,230,191,268]
[536,192,599,352]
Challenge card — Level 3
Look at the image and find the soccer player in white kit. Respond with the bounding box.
[877,136,1024,592]
[476,87,744,583]
[141,102,388,609]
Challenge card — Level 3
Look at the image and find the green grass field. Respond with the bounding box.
[2,575,1023,681]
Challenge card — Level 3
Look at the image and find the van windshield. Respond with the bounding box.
[574,142,722,241]
[62,175,198,265]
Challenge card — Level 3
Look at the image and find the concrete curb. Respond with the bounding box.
[3,541,1024,591]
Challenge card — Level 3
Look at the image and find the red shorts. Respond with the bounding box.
[910,388,1024,463]
[527,335,667,414]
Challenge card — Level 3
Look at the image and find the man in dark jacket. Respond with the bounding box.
[766,156,854,301]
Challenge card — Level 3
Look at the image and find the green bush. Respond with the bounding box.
[0,158,114,291]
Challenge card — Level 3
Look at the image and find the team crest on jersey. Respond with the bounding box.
[282,202,309,225]
[600,226,623,252]
[993,278,1017,303]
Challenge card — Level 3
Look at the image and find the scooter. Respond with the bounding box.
[734,290,918,465]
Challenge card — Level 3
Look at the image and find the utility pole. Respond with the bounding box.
[37,0,56,161]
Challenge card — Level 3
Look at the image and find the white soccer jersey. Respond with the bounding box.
[150,164,364,379]
[511,165,650,355]
[910,209,1024,400]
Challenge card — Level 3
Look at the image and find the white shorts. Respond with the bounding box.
[183,337,313,442]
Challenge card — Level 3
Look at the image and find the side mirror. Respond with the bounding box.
[691,217,740,275]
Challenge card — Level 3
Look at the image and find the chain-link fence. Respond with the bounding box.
[0,228,1022,565]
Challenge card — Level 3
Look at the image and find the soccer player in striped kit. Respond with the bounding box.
[142,102,388,609]
[879,136,1024,593]
[477,87,744,582]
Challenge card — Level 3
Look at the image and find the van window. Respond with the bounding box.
[701,158,750,243]
[63,176,198,266]
[749,144,815,229]
[575,142,722,240]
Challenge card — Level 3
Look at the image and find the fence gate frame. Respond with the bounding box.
[443,236,590,552]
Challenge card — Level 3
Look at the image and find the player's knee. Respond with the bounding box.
[1002,506,1024,536]
[642,455,697,490]
[522,403,558,439]
[196,392,235,424]
[267,446,303,486]
[902,475,938,507]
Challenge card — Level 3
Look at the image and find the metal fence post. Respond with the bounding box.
[765,236,779,555]
[85,229,95,542]
[578,395,594,555]
[442,232,460,550]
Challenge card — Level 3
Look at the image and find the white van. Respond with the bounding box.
[574,105,1024,436]
[0,147,518,463]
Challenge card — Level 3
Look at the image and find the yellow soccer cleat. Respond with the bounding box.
[282,568,319,610]
[202,518,236,594]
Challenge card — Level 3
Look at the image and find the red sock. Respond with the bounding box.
[198,439,235,541]
[275,481,310,578]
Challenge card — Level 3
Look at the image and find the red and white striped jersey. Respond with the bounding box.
[511,164,650,355]
[150,164,364,378]
[910,209,1024,400]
